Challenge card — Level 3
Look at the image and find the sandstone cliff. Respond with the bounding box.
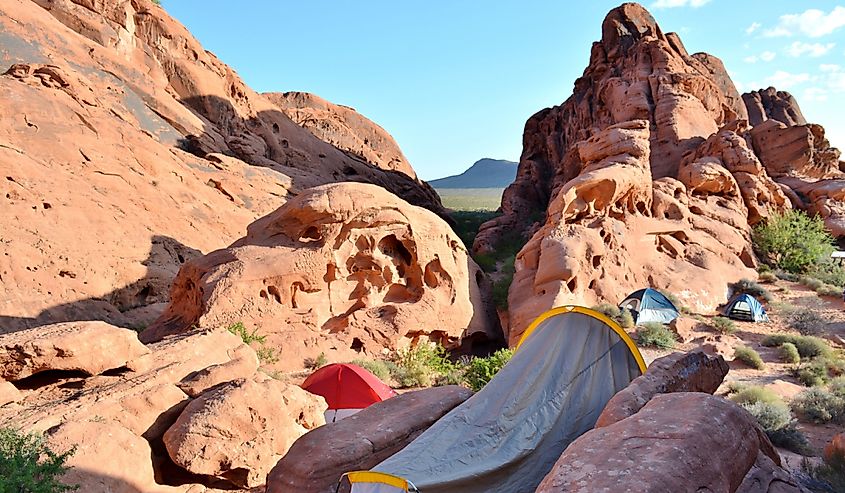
[474,2,844,343]
[0,0,444,333]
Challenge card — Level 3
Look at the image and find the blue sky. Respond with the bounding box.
[163,1,845,181]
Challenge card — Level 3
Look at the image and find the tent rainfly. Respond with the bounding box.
[345,306,645,493]
[723,293,769,322]
[619,288,680,324]
[301,363,397,423]
[335,471,419,493]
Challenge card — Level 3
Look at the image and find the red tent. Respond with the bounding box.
[301,363,397,419]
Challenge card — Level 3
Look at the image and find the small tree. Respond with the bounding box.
[753,210,834,273]
[0,427,77,493]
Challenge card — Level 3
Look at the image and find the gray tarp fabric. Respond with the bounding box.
[373,307,644,493]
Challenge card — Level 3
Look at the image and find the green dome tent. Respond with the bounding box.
[340,306,645,493]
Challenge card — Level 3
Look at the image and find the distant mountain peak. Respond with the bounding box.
[429,159,517,189]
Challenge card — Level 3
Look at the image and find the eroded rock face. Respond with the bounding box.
[163,378,326,488]
[266,91,417,179]
[505,120,760,343]
[475,2,747,257]
[473,3,791,340]
[0,0,444,332]
[266,385,473,493]
[743,87,807,127]
[595,350,729,428]
[536,393,781,493]
[0,321,149,381]
[142,183,501,369]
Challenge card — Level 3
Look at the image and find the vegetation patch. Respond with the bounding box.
[791,388,845,424]
[462,348,515,391]
[711,316,736,335]
[753,210,835,274]
[0,427,78,493]
[730,279,773,302]
[786,310,828,336]
[734,345,765,370]
[803,451,845,493]
[636,323,676,349]
[762,334,833,359]
[448,210,500,252]
[731,387,812,455]
[779,342,801,364]
[227,322,278,364]
[592,303,635,329]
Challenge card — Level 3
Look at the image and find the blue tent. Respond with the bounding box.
[619,288,680,325]
[723,294,769,322]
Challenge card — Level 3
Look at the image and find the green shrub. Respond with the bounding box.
[762,334,833,359]
[473,254,496,272]
[256,346,279,365]
[730,385,783,406]
[491,256,515,309]
[753,209,835,273]
[816,284,842,297]
[392,344,458,388]
[830,376,845,398]
[735,345,765,370]
[779,343,801,364]
[448,210,500,250]
[767,424,814,456]
[462,348,514,391]
[711,316,736,335]
[592,304,634,329]
[304,352,329,370]
[758,263,772,273]
[791,388,845,424]
[636,323,676,349]
[758,271,778,283]
[227,322,266,345]
[352,359,397,382]
[799,275,825,291]
[796,363,828,387]
[738,395,813,455]
[775,270,799,282]
[730,279,773,302]
[804,450,845,493]
[0,427,78,493]
[786,310,827,336]
[807,256,845,288]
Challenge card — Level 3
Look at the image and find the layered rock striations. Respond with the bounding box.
[0,0,444,333]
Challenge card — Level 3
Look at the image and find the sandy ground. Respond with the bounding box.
[637,279,845,458]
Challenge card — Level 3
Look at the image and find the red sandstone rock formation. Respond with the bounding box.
[743,87,807,127]
[142,183,501,369]
[266,91,417,179]
[474,2,845,340]
[0,0,444,333]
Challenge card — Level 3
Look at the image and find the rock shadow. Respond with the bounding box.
[175,94,450,223]
[0,235,201,334]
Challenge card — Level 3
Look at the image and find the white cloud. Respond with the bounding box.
[742,51,776,64]
[803,87,829,102]
[820,64,842,72]
[746,22,761,35]
[765,71,812,89]
[763,6,845,38]
[787,42,836,57]
[651,0,710,8]
[828,71,845,92]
